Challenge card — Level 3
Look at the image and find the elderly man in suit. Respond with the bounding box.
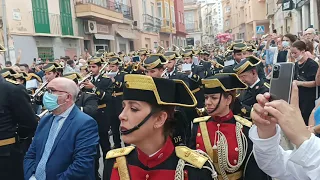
[24,77,99,180]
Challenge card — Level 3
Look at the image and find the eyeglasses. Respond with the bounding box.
[47,89,69,94]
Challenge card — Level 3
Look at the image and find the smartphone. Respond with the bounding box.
[269,62,295,103]
[132,56,140,62]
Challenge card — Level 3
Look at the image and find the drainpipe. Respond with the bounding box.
[2,0,9,62]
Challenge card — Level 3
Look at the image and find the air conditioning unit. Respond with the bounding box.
[84,20,97,34]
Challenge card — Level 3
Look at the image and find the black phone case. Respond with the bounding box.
[270,62,295,103]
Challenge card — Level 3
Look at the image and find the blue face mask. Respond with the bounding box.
[314,107,320,125]
[43,92,65,111]
[282,41,290,48]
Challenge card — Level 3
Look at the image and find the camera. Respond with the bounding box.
[272,64,280,78]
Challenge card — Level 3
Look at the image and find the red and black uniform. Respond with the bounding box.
[189,111,271,180]
[104,138,213,180]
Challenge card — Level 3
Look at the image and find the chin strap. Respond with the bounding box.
[120,109,157,135]
[206,93,222,115]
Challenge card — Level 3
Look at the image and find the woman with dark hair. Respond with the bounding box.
[277,33,297,63]
[103,74,217,180]
[189,73,271,180]
[292,40,319,125]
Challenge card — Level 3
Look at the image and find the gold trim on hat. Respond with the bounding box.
[88,58,101,65]
[1,71,10,78]
[201,73,248,91]
[234,56,261,75]
[165,53,176,60]
[124,74,197,107]
[43,64,55,72]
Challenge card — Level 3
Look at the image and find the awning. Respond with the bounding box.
[94,34,115,40]
[116,30,137,39]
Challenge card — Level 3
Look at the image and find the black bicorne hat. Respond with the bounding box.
[181,49,194,58]
[63,72,83,82]
[43,62,60,73]
[202,73,247,94]
[0,68,17,79]
[163,51,181,61]
[143,54,168,70]
[123,74,197,107]
[108,56,122,65]
[233,55,261,75]
[229,43,247,53]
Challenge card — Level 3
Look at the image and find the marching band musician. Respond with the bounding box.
[0,74,37,180]
[245,43,267,81]
[189,73,271,180]
[222,43,248,73]
[13,71,29,86]
[181,49,207,108]
[82,58,113,159]
[233,56,269,119]
[26,73,43,114]
[62,72,98,118]
[43,62,61,82]
[130,48,149,74]
[0,67,18,81]
[163,51,189,86]
[107,56,127,149]
[143,54,168,78]
[103,74,217,180]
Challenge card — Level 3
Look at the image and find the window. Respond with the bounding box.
[171,6,175,27]
[165,2,169,26]
[32,0,50,33]
[165,2,169,20]
[151,3,154,17]
[143,0,147,14]
[60,0,73,35]
[157,2,163,25]
[38,47,54,61]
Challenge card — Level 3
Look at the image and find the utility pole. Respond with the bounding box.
[2,0,9,62]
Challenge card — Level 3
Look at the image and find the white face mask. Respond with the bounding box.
[295,55,303,62]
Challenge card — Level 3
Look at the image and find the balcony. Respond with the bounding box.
[10,11,79,37]
[186,21,201,33]
[75,0,124,23]
[143,14,154,26]
[142,14,161,32]
[266,1,275,18]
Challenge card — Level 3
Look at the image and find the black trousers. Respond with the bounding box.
[0,143,24,180]
[109,96,122,148]
[96,109,111,159]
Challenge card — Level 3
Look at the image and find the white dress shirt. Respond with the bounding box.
[250,78,260,89]
[29,104,75,180]
[249,125,320,180]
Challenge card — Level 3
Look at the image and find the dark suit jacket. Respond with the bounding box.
[24,106,99,180]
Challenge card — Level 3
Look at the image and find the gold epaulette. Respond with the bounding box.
[175,146,208,169]
[5,78,19,85]
[102,74,110,78]
[105,146,135,159]
[264,82,270,89]
[193,116,211,123]
[85,92,95,95]
[234,115,252,128]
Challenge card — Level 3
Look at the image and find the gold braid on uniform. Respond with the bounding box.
[175,149,218,180]
[217,122,248,180]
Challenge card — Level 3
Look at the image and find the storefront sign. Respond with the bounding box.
[96,24,109,34]
[282,0,294,11]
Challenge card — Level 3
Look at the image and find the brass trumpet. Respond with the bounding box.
[156,45,165,54]
[132,62,142,72]
[36,109,49,121]
[79,72,93,90]
[32,81,48,98]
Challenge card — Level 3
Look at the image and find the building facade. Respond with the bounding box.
[132,0,161,50]
[0,0,82,65]
[222,0,270,41]
[266,0,319,36]
[174,0,187,47]
[184,0,203,47]
[156,0,176,48]
[201,0,223,44]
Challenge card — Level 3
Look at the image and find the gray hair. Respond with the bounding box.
[52,77,80,102]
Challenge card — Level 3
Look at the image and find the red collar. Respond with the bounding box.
[137,138,174,168]
[213,110,234,122]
